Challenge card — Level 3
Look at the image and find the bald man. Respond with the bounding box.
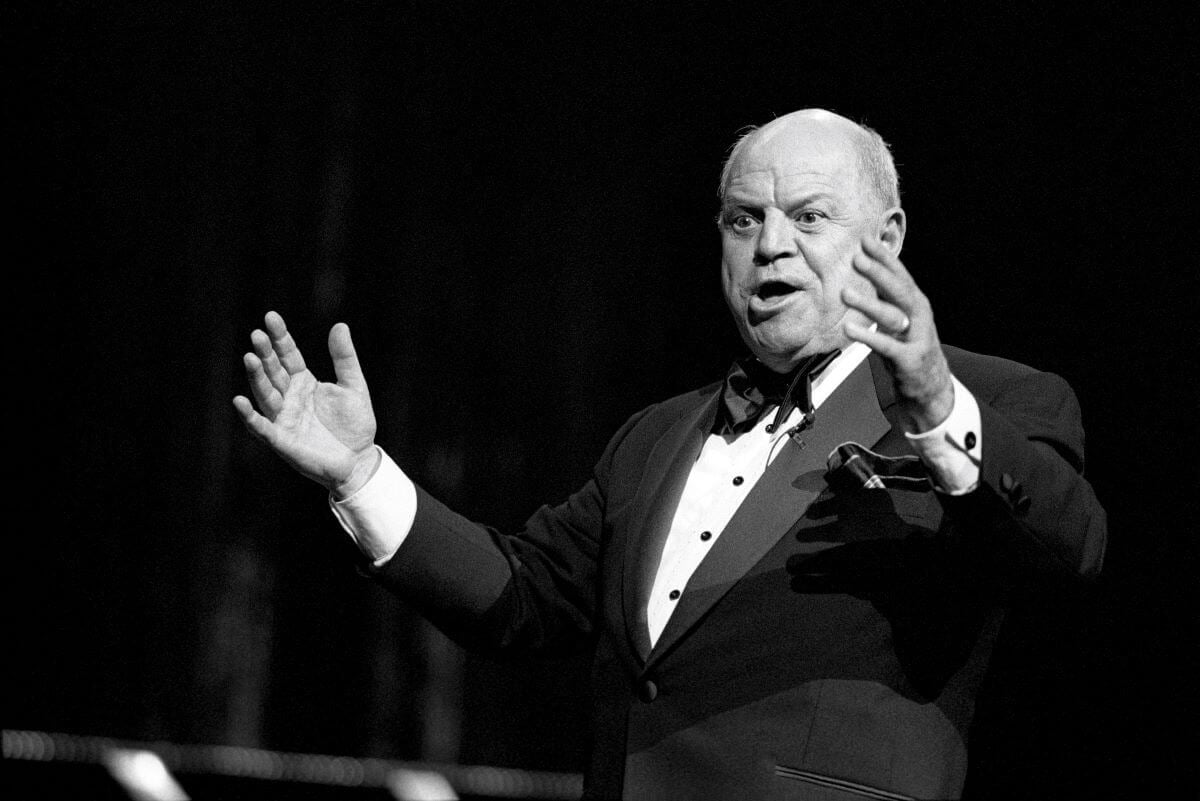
[236,109,1106,800]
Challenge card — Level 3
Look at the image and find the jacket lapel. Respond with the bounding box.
[645,356,893,666]
[621,391,721,661]
[868,350,901,426]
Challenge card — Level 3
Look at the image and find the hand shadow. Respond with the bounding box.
[786,532,992,700]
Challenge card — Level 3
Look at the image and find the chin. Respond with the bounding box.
[746,330,810,363]
[757,352,804,372]
[747,342,806,372]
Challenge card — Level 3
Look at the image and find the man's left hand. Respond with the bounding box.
[841,236,955,433]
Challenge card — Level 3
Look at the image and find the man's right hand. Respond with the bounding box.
[233,311,380,498]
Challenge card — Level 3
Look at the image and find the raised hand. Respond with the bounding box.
[840,236,955,433]
[232,311,380,497]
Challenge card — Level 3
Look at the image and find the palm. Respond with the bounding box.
[271,369,376,484]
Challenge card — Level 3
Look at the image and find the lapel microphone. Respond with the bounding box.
[787,411,815,437]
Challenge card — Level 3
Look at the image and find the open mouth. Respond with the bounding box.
[756,280,799,300]
[747,280,801,322]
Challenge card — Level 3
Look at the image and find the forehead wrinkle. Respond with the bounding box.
[743,146,863,217]
[725,164,846,210]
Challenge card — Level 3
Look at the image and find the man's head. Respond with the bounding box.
[717,109,905,372]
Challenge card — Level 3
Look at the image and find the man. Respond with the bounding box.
[235,109,1106,800]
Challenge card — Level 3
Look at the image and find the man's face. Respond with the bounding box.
[719,115,885,372]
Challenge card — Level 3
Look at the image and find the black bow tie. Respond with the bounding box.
[718,350,840,435]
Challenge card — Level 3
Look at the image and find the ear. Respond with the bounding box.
[878,207,906,256]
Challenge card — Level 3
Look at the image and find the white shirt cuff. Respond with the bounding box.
[328,446,417,566]
[905,375,982,495]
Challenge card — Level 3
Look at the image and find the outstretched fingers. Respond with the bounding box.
[328,323,367,390]
[264,310,308,376]
[250,328,290,396]
[232,394,279,445]
[243,351,283,418]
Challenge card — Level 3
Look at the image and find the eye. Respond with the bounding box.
[796,211,824,225]
[728,213,759,231]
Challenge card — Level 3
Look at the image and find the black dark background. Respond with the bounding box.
[9,2,1198,798]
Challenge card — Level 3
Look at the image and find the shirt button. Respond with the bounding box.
[668,589,681,600]
[700,530,712,541]
[965,431,977,450]
[732,476,744,486]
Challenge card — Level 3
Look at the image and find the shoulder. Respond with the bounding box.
[942,344,1075,404]
[614,380,720,438]
[595,381,720,463]
[943,345,1039,385]
[642,380,724,422]
[942,344,1086,468]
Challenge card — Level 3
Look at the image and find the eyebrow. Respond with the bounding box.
[721,191,840,210]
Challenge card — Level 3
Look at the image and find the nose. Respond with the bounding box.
[753,209,796,265]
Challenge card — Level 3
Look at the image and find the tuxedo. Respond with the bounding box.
[369,345,1106,800]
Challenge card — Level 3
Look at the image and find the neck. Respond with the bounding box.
[755,347,841,375]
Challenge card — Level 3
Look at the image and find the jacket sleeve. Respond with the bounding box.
[938,368,1107,593]
[366,404,654,657]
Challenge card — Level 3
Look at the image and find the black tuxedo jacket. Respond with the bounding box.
[371,346,1106,800]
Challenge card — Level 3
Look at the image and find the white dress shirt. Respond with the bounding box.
[330,343,982,647]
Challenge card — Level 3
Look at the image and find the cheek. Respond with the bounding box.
[721,233,753,266]
[844,267,877,300]
[810,244,864,298]
[720,252,749,294]
[720,267,743,317]
[719,249,734,273]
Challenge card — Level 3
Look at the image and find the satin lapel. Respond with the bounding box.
[646,357,892,667]
[621,390,721,662]
[868,350,901,426]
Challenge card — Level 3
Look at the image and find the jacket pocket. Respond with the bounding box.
[773,765,916,801]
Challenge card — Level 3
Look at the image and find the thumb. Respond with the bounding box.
[328,323,367,390]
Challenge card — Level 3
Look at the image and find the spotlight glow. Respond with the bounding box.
[103,749,190,801]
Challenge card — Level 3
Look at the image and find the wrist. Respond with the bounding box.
[900,376,955,434]
[332,446,382,500]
